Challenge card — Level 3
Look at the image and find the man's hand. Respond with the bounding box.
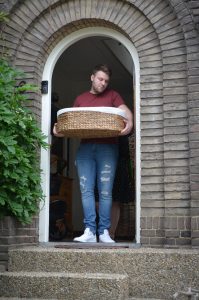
[118,104,133,136]
[53,123,64,137]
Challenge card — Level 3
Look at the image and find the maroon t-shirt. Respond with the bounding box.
[73,89,125,143]
[73,89,124,108]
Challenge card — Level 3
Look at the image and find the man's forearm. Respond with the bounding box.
[118,104,133,135]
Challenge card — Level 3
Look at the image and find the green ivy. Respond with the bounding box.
[0,58,48,224]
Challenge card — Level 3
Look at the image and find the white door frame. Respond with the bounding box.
[39,27,141,243]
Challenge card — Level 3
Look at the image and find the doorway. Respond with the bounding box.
[39,27,141,244]
[49,36,135,242]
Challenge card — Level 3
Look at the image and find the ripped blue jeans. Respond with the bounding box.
[76,143,118,235]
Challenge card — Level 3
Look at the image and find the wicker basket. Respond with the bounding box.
[56,107,126,138]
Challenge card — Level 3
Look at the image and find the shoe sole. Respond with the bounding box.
[99,239,115,243]
[73,238,97,243]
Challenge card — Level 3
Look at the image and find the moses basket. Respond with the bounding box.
[56,107,126,138]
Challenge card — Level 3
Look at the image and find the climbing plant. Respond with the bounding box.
[0,13,48,224]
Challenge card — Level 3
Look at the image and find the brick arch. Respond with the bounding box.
[42,20,129,64]
[2,0,192,246]
[11,3,165,240]
[168,0,199,247]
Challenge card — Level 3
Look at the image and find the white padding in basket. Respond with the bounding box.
[57,107,127,118]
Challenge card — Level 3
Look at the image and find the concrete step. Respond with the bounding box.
[5,245,199,299]
[0,298,165,300]
[0,271,129,300]
[8,246,127,273]
[0,297,165,300]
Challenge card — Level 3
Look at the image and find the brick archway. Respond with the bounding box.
[2,0,194,246]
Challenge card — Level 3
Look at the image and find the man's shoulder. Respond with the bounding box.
[104,89,120,96]
[74,91,92,107]
[77,91,90,97]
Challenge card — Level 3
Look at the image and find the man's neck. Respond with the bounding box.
[90,90,97,94]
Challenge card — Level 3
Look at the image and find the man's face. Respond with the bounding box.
[90,70,110,94]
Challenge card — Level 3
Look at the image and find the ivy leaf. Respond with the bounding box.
[0,57,48,224]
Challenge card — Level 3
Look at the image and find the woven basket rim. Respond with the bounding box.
[57,106,126,118]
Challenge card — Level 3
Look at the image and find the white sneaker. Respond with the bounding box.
[73,228,97,243]
[99,229,115,243]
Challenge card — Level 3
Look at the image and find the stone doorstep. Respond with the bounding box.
[3,246,199,299]
[0,298,165,300]
[0,271,129,300]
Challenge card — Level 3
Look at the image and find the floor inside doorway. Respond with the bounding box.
[50,231,135,244]
[41,241,140,249]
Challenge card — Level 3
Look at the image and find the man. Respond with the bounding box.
[53,64,133,243]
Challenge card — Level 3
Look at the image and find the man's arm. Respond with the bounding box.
[53,123,65,137]
[118,104,133,135]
